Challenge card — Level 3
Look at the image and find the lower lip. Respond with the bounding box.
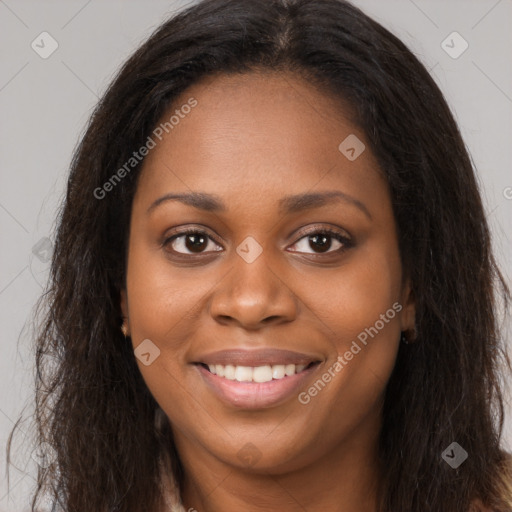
[194,363,320,409]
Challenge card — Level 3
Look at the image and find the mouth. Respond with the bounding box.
[191,348,323,409]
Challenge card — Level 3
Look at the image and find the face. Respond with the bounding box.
[121,70,415,476]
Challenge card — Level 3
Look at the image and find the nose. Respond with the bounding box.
[209,250,298,330]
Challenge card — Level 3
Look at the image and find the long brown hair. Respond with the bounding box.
[7,0,512,510]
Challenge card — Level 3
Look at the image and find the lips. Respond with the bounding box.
[192,348,321,367]
[191,348,323,408]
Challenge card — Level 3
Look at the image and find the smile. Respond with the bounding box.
[199,362,317,383]
[191,348,323,408]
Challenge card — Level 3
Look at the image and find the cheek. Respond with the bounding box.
[125,243,217,402]
[126,238,215,342]
[293,235,403,407]
[126,252,210,427]
[298,234,403,341]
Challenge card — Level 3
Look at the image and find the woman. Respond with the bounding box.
[7,0,512,510]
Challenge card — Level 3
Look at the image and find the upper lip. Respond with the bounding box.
[193,348,322,367]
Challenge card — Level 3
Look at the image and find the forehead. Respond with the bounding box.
[135,70,388,215]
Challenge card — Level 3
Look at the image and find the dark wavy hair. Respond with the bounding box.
[6,0,512,510]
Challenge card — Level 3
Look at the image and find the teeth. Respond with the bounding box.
[205,363,310,382]
[284,364,295,376]
[272,365,285,379]
[253,365,273,383]
[235,366,253,382]
[224,364,236,380]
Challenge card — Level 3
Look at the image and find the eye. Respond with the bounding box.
[163,228,223,255]
[288,227,352,255]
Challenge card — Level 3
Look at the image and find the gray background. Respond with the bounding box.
[1,0,511,509]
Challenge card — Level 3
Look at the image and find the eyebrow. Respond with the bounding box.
[147,192,226,214]
[147,190,371,219]
[278,191,371,219]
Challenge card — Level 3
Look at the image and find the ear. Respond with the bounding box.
[399,279,416,334]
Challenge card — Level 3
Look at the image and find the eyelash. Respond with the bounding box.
[162,225,353,258]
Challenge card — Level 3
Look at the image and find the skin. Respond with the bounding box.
[120,70,416,512]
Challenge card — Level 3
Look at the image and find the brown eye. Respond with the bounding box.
[307,233,338,253]
[288,228,352,255]
[164,230,223,255]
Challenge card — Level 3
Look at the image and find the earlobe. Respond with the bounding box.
[120,289,130,338]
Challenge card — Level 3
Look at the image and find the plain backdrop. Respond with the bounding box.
[1,0,511,509]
